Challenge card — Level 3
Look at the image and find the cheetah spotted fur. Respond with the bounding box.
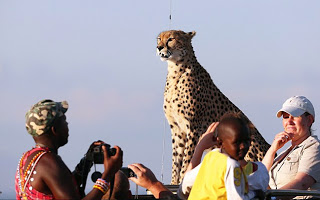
[156,30,270,185]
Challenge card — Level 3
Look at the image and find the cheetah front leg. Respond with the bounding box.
[169,124,186,185]
[170,116,198,184]
[165,109,189,185]
[179,127,202,183]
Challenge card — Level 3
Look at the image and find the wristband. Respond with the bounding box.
[93,178,110,194]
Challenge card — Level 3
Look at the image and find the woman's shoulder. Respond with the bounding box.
[303,135,320,150]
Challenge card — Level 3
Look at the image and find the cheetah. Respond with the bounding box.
[156,30,270,185]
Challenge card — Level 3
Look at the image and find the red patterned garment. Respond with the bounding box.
[15,146,53,200]
[16,146,80,199]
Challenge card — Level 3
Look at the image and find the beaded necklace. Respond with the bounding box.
[17,147,50,198]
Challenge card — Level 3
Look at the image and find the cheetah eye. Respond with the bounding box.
[167,38,175,42]
[157,37,161,43]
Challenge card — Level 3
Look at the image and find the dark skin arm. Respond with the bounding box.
[37,153,80,199]
[85,146,123,199]
[186,122,219,172]
[25,151,79,199]
[31,145,123,199]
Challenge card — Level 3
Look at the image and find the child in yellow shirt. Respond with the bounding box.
[178,112,269,200]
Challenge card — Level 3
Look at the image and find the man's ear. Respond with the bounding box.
[51,126,56,135]
[217,137,222,147]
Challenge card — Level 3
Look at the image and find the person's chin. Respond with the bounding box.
[238,154,246,160]
[285,127,296,133]
[61,139,68,147]
[231,155,242,161]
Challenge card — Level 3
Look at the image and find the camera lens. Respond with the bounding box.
[109,148,116,156]
[91,171,102,182]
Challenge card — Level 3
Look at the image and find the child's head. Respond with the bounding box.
[217,112,251,161]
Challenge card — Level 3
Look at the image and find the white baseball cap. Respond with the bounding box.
[276,96,315,120]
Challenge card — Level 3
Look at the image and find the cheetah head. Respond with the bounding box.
[157,30,196,62]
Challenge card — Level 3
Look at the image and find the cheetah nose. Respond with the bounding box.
[157,46,164,51]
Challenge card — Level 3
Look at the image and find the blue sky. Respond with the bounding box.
[1,1,320,198]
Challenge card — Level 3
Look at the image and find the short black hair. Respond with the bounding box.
[217,112,251,141]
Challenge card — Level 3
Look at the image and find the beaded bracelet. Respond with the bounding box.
[93,178,110,194]
[93,185,107,194]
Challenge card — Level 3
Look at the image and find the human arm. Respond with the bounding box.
[128,163,174,199]
[262,131,293,171]
[267,136,320,194]
[38,145,122,199]
[278,139,320,190]
[177,164,201,200]
[180,122,219,199]
[279,172,315,190]
[186,122,219,172]
[37,153,81,199]
[84,145,123,199]
[268,173,316,200]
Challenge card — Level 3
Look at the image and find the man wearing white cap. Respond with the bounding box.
[262,96,320,191]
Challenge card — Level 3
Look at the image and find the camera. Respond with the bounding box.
[86,143,116,164]
[120,167,136,178]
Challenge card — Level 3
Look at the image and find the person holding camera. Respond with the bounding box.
[15,99,123,200]
[128,163,178,199]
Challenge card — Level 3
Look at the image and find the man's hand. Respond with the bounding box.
[102,145,123,182]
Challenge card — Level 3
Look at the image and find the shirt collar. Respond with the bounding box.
[296,135,318,148]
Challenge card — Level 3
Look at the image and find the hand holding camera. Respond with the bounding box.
[101,145,123,182]
[120,167,136,178]
[127,163,158,189]
[85,141,123,182]
[86,143,117,164]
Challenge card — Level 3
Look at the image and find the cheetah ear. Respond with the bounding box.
[187,31,196,39]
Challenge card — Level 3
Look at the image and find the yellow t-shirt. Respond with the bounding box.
[188,151,252,200]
